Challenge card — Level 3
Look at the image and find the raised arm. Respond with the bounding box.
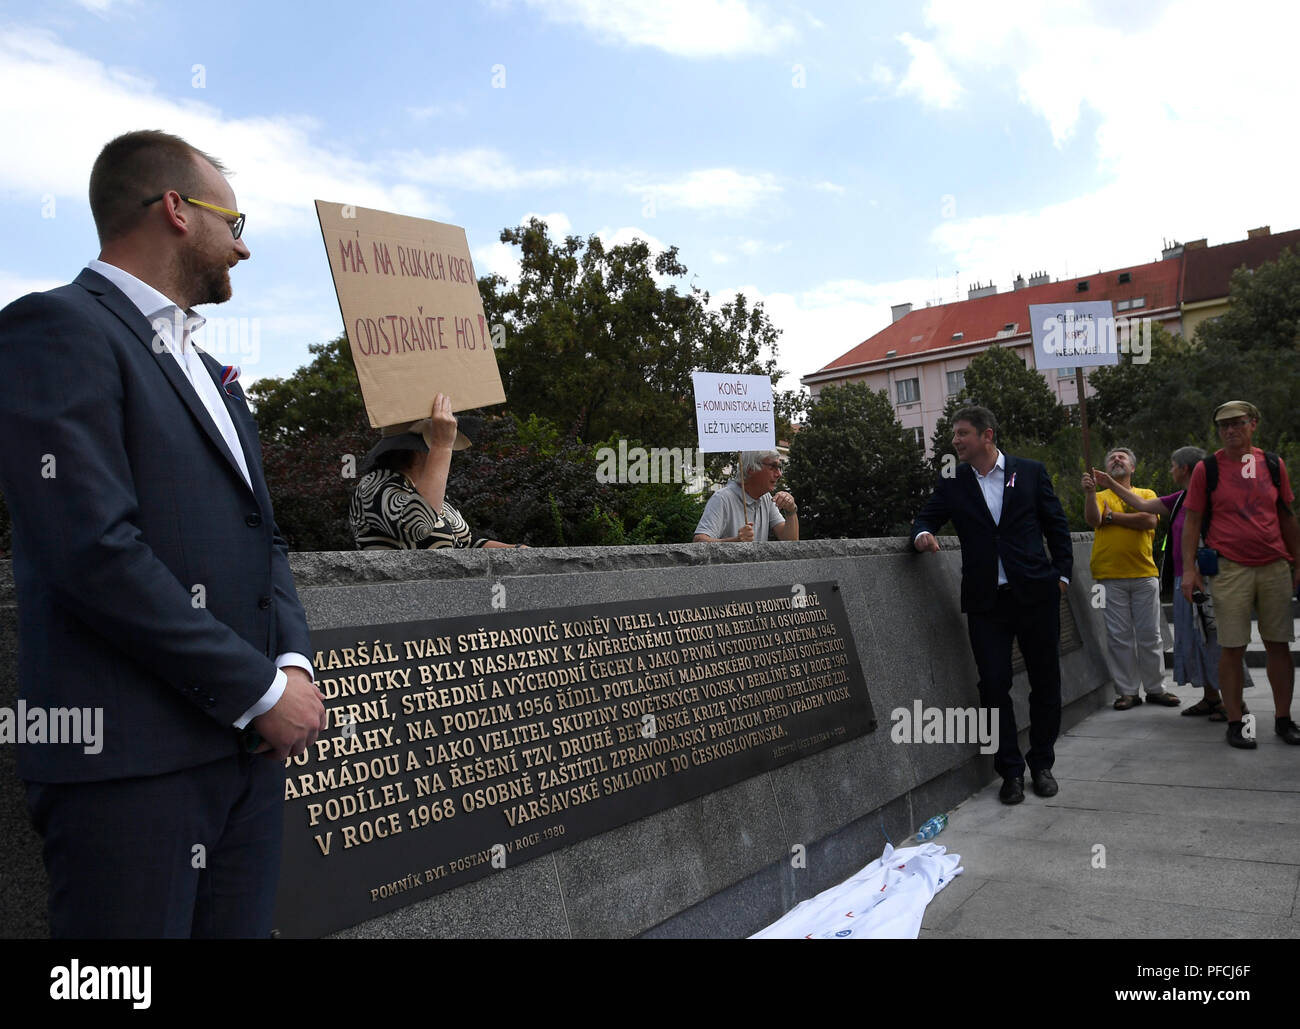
[1091,468,1170,517]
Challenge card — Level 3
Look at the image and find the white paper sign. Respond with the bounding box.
[691,372,775,453]
[1029,301,1121,369]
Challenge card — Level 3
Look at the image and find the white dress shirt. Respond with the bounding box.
[973,450,1009,586]
[86,259,312,726]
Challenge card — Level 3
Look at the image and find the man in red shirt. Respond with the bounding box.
[1182,401,1300,749]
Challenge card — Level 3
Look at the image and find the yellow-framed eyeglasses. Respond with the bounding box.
[142,193,245,240]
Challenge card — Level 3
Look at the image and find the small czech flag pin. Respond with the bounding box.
[220,364,240,396]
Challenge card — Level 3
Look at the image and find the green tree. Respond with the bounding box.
[784,382,930,538]
[244,218,783,549]
[1087,321,1206,497]
[484,218,782,446]
[248,335,365,443]
[1189,247,1300,457]
[774,387,810,443]
[1090,248,1300,493]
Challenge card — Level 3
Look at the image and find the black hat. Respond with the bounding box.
[358,416,481,476]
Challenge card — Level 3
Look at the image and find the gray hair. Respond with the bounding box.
[1171,445,1205,471]
[739,450,781,478]
[1106,446,1137,468]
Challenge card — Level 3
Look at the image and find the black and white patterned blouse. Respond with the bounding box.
[350,468,490,550]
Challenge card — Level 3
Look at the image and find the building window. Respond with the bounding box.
[950,331,963,341]
[1116,299,1130,311]
[905,426,924,447]
[1076,280,1090,292]
[946,369,965,396]
[1130,296,1145,308]
[1057,366,1076,378]
[896,378,919,404]
[1118,272,1132,284]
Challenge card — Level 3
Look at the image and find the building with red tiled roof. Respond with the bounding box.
[802,226,1296,455]
[1181,226,1300,339]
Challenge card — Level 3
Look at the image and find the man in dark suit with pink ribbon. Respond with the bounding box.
[912,406,1073,805]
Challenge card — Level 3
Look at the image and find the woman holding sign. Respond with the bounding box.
[350,393,523,550]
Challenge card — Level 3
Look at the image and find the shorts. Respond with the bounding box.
[1209,557,1294,648]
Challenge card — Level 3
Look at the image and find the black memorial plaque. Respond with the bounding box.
[273,582,875,936]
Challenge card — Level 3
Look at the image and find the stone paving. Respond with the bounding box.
[921,666,1300,938]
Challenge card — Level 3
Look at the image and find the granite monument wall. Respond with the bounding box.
[0,535,1114,938]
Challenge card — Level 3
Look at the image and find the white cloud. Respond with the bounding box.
[473,211,574,284]
[520,0,797,57]
[523,211,573,237]
[895,31,962,110]
[631,168,780,214]
[870,62,894,88]
[595,225,668,256]
[904,0,1300,296]
[0,29,452,234]
[395,148,577,191]
[714,275,941,391]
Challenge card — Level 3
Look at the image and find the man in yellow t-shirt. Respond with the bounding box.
[1083,447,1181,710]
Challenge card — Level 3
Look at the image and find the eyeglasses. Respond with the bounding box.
[142,193,246,240]
[761,461,782,471]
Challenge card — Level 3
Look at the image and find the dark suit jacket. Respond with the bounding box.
[911,454,1072,613]
[0,268,311,782]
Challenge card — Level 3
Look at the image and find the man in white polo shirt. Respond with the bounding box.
[694,450,799,542]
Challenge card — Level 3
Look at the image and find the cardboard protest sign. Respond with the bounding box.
[1029,301,1120,369]
[691,372,775,453]
[316,201,506,427]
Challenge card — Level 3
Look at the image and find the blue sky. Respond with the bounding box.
[2,0,1297,392]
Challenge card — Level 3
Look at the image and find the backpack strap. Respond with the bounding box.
[1158,489,1187,578]
[1200,455,1218,542]
[1265,451,1281,489]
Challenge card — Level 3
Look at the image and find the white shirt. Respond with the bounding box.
[973,450,1009,586]
[694,480,785,541]
[86,259,312,726]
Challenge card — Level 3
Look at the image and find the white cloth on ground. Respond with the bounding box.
[750,842,963,939]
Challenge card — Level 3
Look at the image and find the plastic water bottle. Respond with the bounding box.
[915,814,948,842]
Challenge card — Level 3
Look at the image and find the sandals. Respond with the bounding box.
[1208,702,1247,723]
[1182,698,1219,717]
[1114,695,1142,710]
[1145,692,1182,707]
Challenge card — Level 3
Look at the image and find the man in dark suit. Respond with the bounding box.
[0,131,326,936]
[912,406,1073,804]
